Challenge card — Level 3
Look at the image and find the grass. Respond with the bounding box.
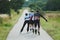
[41,12,60,40]
[0,9,23,40]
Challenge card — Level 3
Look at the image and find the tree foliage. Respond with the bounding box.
[10,0,24,12]
[45,0,60,11]
[28,0,47,11]
[0,0,24,14]
[29,0,60,11]
[0,1,10,14]
[29,3,45,15]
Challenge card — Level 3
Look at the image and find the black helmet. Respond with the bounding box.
[36,10,39,12]
[25,13,28,16]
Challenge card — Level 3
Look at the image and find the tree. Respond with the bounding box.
[0,0,24,15]
[29,3,45,15]
[10,0,24,14]
[0,1,10,14]
[45,0,60,11]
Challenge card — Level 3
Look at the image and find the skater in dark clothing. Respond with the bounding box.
[34,10,48,35]
[20,13,30,32]
[29,11,34,31]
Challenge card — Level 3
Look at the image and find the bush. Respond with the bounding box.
[0,17,3,24]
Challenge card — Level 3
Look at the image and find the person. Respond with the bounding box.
[20,13,30,32]
[29,11,34,31]
[34,10,48,35]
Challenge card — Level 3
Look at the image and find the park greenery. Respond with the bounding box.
[0,8,23,40]
[0,0,60,40]
[28,0,60,11]
[41,12,60,40]
[0,0,24,17]
[0,0,60,15]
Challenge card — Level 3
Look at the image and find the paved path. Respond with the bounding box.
[6,9,53,40]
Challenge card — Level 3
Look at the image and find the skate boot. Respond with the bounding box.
[32,29,34,33]
[38,31,40,35]
[35,29,37,34]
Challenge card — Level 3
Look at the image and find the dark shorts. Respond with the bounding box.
[29,20,34,25]
[34,20,40,28]
[34,20,40,23]
[25,20,29,23]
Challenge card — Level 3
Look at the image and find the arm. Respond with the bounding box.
[40,14,48,22]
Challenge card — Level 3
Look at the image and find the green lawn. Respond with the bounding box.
[41,12,60,40]
[0,9,23,40]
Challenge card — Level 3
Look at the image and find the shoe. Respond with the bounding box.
[20,30,22,33]
[20,28,23,32]
[32,29,34,33]
[27,29,29,32]
[30,29,32,31]
[38,31,40,35]
[35,29,37,34]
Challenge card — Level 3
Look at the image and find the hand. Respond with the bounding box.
[46,20,48,22]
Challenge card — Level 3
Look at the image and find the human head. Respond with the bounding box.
[36,10,39,12]
[25,13,28,16]
[30,11,34,12]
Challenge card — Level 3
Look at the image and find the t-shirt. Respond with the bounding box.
[34,12,41,20]
[24,13,30,20]
[34,12,47,21]
[29,12,34,20]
